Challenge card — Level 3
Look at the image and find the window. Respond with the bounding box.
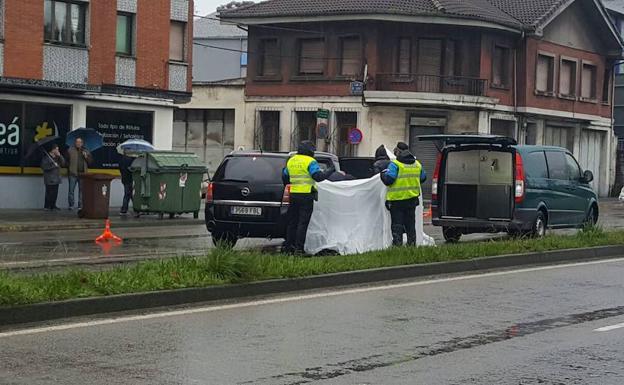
[492,45,510,88]
[340,36,361,77]
[169,21,186,62]
[565,153,581,181]
[336,112,358,157]
[298,38,325,75]
[524,152,548,179]
[444,40,461,77]
[294,111,317,147]
[44,0,86,45]
[397,38,411,74]
[544,125,574,152]
[257,111,280,151]
[602,69,611,104]
[545,151,567,180]
[258,39,280,77]
[116,13,134,56]
[581,62,597,100]
[490,119,515,138]
[559,59,577,97]
[536,54,555,94]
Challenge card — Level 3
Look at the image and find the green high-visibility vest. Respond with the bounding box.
[287,154,316,194]
[386,159,422,201]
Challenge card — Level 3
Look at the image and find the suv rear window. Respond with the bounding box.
[213,156,286,183]
[523,152,548,179]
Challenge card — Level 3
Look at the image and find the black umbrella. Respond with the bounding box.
[25,136,61,160]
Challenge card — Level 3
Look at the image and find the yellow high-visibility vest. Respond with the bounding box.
[287,154,316,194]
[386,159,422,201]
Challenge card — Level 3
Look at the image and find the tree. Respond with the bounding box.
[217,1,255,11]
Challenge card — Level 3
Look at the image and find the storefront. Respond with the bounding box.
[0,92,174,209]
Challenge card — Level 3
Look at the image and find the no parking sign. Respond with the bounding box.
[348,128,363,145]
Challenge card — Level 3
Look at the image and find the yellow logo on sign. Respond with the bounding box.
[34,122,54,142]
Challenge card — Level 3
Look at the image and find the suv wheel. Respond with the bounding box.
[584,205,598,228]
[443,227,462,243]
[531,211,547,238]
[212,231,237,248]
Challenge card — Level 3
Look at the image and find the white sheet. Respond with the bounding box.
[305,176,435,255]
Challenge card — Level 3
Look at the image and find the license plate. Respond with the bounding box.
[231,206,262,216]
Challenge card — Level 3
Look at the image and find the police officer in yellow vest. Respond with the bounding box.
[282,140,334,254]
[381,142,427,246]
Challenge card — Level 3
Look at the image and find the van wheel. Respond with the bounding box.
[443,227,462,243]
[212,231,237,248]
[531,211,547,238]
[584,205,598,228]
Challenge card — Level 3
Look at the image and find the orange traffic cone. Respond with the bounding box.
[423,205,432,219]
[95,219,123,243]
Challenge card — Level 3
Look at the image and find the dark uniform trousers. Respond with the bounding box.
[388,197,419,246]
[285,193,315,253]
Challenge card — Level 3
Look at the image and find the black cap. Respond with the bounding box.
[396,142,409,151]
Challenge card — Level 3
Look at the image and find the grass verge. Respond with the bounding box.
[0,227,622,307]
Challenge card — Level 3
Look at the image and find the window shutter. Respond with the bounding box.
[493,46,508,86]
[397,38,411,74]
[560,60,573,96]
[536,55,551,92]
[260,39,279,76]
[445,40,457,77]
[340,37,360,76]
[299,39,324,75]
[169,22,185,61]
[417,39,442,75]
[581,64,596,99]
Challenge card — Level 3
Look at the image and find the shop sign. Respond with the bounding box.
[86,108,154,169]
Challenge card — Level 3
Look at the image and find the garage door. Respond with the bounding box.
[409,125,442,201]
[578,130,605,196]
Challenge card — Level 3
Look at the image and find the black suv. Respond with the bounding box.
[205,151,340,246]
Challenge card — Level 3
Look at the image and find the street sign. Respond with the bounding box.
[348,128,363,145]
[317,123,329,139]
[317,109,330,139]
[350,81,364,96]
[316,109,330,119]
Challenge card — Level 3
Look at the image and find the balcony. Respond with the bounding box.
[374,74,488,97]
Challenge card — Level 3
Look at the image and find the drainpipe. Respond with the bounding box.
[514,31,524,143]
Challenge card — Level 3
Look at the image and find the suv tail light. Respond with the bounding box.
[431,153,442,201]
[515,153,525,203]
[206,182,214,203]
[282,184,291,205]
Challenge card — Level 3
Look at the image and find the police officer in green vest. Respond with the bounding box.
[381,142,427,246]
[282,140,334,254]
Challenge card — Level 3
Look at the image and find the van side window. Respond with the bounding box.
[545,151,567,180]
[565,153,582,181]
[523,152,548,179]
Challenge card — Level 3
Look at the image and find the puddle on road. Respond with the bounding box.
[240,305,624,385]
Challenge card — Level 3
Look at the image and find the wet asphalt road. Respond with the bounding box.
[2,258,624,384]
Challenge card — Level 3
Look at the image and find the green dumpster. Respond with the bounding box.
[131,151,207,219]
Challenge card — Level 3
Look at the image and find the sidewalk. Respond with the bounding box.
[0,208,204,233]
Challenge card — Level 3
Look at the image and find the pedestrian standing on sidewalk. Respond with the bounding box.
[41,144,65,211]
[67,137,92,210]
[119,152,135,215]
[381,142,427,246]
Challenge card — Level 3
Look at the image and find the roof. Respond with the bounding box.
[603,0,624,15]
[219,0,613,33]
[194,12,247,39]
[219,0,524,28]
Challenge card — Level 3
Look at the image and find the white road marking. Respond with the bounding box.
[594,322,624,332]
[2,256,624,339]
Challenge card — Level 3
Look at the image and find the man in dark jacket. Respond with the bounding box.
[282,140,334,254]
[381,142,427,246]
[41,144,65,211]
[119,153,135,215]
[372,144,391,174]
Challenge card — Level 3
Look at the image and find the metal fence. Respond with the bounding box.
[375,74,487,96]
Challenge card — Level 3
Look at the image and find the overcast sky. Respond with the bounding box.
[195,0,259,16]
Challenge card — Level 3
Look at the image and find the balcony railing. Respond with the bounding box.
[374,74,488,97]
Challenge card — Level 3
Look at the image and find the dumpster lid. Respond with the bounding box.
[135,151,207,170]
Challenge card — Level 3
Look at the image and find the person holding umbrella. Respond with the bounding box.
[67,137,93,210]
[116,139,155,216]
[40,143,66,211]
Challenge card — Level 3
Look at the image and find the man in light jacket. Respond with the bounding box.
[67,137,92,210]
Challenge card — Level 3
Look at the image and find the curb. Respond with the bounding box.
[1,245,623,326]
[0,218,204,233]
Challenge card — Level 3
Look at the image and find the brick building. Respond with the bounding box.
[0,0,192,208]
[221,0,623,197]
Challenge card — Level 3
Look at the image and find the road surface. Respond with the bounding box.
[2,257,624,384]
